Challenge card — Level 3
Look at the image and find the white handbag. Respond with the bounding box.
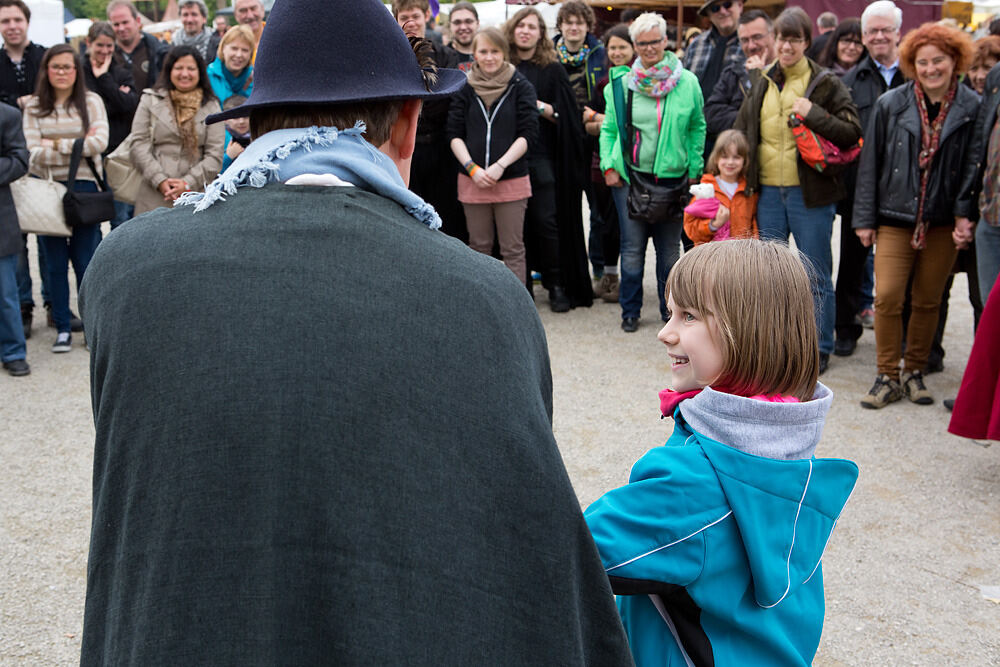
[10,171,70,237]
[105,133,143,205]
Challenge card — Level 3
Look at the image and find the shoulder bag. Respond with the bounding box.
[10,167,70,237]
[104,133,143,205]
[788,70,863,173]
[612,76,688,224]
[63,138,116,227]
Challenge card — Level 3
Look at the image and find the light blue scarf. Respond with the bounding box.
[176,124,441,229]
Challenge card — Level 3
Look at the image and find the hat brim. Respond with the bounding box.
[206,67,468,124]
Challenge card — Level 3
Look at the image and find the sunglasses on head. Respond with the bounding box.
[709,1,734,13]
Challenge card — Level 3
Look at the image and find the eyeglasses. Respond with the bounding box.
[709,1,734,14]
[450,18,476,26]
[776,36,806,45]
[864,26,897,37]
[48,64,75,73]
[738,33,768,46]
[839,38,863,46]
[634,38,664,49]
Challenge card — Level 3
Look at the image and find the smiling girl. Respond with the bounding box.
[584,239,858,667]
[683,128,757,244]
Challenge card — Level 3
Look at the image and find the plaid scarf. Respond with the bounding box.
[626,51,684,98]
[912,79,958,250]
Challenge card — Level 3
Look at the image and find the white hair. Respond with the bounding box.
[861,0,902,33]
[628,12,667,42]
[817,12,837,29]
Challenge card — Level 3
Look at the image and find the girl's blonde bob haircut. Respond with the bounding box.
[665,239,819,401]
[705,129,749,179]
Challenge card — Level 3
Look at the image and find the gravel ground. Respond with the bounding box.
[1,222,998,665]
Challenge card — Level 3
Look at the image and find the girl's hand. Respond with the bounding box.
[856,229,876,247]
[485,163,505,182]
[472,168,495,188]
[791,97,813,118]
[710,204,730,231]
[226,141,245,160]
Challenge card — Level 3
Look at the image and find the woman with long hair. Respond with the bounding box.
[129,45,224,215]
[205,24,254,106]
[22,44,108,352]
[447,27,538,284]
[818,18,866,76]
[854,23,978,408]
[504,6,591,311]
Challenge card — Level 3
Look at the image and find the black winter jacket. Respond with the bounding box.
[446,71,538,180]
[83,60,139,155]
[0,43,45,109]
[842,55,906,135]
[703,59,750,136]
[853,81,980,230]
[955,63,1000,221]
[734,58,861,208]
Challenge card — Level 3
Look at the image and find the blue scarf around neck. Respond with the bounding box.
[176,124,442,229]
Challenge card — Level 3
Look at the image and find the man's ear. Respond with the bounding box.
[381,99,422,184]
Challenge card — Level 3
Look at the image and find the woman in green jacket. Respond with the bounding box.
[599,12,705,333]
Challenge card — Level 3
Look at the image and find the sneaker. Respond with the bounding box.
[599,274,619,303]
[901,370,934,405]
[3,358,30,376]
[857,308,875,329]
[621,316,639,333]
[52,332,72,353]
[860,373,903,409]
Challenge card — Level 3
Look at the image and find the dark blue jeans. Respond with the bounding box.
[0,252,25,361]
[37,180,102,333]
[611,182,682,321]
[758,186,836,356]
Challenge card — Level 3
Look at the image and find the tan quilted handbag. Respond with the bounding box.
[10,172,70,237]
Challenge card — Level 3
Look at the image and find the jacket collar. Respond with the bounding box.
[889,80,979,142]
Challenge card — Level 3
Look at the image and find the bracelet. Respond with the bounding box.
[588,110,598,122]
[463,159,474,171]
[495,160,506,169]
[468,164,480,178]
[537,103,545,115]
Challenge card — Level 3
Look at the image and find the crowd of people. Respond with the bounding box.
[1,0,999,417]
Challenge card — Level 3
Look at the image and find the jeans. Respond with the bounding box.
[976,221,1000,302]
[16,233,49,306]
[0,252,26,362]
[611,182,682,321]
[757,186,836,356]
[110,199,134,230]
[37,180,102,333]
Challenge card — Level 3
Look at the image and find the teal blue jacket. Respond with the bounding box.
[585,386,858,666]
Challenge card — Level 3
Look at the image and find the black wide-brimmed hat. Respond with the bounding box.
[208,0,467,124]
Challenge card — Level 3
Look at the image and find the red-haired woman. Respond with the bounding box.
[853,22,978,409]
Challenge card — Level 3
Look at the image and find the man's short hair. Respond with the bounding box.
[179,0,208,18]
[556,1,595,32]
[738,9,772,29]
[450,1,477,21]
[817,12,838,30]
[392,0,429,19]
[231,0,264,7]
[861,1,902,34]
[106,0,139,19]
[0,0,30,22]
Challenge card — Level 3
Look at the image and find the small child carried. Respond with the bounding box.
[683,129,758,245]
[585,240,858,666]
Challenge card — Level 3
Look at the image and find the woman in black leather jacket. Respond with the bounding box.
[853,22,978,409]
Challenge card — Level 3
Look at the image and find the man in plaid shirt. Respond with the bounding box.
[683,0,745,104]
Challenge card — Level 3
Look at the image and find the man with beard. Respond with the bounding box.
[171,0,220,64]
[443,0,477,71]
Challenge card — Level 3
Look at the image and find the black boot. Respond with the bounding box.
[549,286,570,313]
[20,303,32,340]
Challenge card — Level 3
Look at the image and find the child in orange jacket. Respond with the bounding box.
[684,129,758,245]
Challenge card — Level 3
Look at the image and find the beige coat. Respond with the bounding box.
[130,88,224,215]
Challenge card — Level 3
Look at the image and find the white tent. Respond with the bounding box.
[25,0,64,47]
[64,17,92,39]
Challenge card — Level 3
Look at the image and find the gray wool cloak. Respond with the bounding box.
[79,183,633,666]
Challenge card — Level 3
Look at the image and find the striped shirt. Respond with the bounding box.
[22,90,108,181]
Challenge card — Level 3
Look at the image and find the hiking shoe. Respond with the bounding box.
[3,358,30,376]
[860,374,903,409]
[621,316,639,333]
[857,308,875,329]
[901,370,934,405]
[52,332,72,353]
[597,273,619,302]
